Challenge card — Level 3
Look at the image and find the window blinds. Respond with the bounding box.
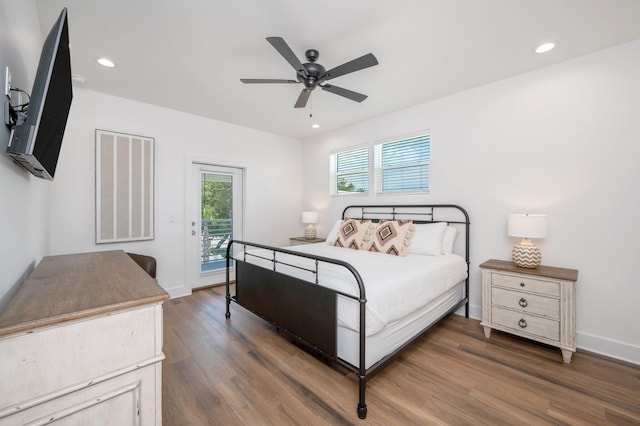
[330,146,369,194]
[374,134,430,194]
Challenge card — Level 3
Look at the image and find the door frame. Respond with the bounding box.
[185,155,246,291]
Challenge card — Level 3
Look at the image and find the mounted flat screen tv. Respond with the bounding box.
[6,8,72,180]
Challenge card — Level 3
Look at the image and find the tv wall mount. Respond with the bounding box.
[4,66,30,128]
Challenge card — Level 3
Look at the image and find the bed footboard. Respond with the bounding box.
[225,240,369,417]
[235,259,338,356]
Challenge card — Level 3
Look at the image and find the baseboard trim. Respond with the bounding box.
[454,302,482,321]
[165,286,191,299]
[576,331,640,366]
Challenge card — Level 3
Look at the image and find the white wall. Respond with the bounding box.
[49,89,302,298]
[0,0,50,311]
[301,40,640,364]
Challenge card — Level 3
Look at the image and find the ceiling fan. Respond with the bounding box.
[241,37,378,108]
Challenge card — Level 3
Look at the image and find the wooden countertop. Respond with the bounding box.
[0,250,169,336]
[479,259,578,282]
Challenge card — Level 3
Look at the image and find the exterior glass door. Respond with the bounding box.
[191,164,243,288]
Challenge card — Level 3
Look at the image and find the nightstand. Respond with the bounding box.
[289,236,325,246]
[480,259,578,363]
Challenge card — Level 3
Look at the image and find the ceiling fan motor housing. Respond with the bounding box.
[299,56,325,89]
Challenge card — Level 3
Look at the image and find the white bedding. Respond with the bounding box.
[235,243,467,336]
[339,283,464,368]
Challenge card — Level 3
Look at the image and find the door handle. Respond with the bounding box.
[192,230,196,236]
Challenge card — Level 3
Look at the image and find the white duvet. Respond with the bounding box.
[235,243,468,336]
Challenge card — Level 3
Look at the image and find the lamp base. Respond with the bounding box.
[304,224,317,240]
[512,238,541,268]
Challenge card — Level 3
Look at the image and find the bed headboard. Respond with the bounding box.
[342,204,470,265]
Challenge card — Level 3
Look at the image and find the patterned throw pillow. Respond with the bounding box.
[368,220,415,256]
[333,219,374,250]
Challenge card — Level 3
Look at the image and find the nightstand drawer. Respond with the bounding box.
[491,287,559,319]
[491,307,560,341]
[492,272,560,297]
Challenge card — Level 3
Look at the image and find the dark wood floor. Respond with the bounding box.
[162,286,640,425]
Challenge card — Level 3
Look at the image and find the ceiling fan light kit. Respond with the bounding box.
[241,37,378,108]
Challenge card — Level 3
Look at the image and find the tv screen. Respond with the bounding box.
[6,8,72,180]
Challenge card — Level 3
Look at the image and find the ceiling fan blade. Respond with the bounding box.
[240,79,298,84]
[319,53,378,82]
[266,37,308,78]
[294,88,311,108]
[320,84,367,103]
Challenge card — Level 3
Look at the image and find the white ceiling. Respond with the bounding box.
[34,0,640,140]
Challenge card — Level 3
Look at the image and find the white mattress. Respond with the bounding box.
[235,243,468,336]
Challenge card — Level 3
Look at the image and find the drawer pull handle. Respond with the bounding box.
[520,282,525,287]
[519,298,528,308]
[518,318,527,328]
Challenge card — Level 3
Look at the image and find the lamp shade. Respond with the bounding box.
[301,211,318,224]
[508,214,547,239]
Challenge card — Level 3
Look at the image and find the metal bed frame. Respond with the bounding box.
[225,204,470,419]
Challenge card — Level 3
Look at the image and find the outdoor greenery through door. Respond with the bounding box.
[200,171,233,272]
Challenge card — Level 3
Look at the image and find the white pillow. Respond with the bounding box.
[441,226,458,255]
[408,222,447,256]
[325,219,342,245]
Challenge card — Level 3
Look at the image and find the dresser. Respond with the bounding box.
[480,259,578,363]
[0,250,169,425]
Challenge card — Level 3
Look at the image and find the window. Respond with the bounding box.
[374,133,430,194]
[330,146,369,195]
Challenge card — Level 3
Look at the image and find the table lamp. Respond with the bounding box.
[508,214,547,268]
[301,211,318,239]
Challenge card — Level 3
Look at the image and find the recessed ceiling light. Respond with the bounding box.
[535,42,556,54]
[311,123,320,129]
[97,57,115,68]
